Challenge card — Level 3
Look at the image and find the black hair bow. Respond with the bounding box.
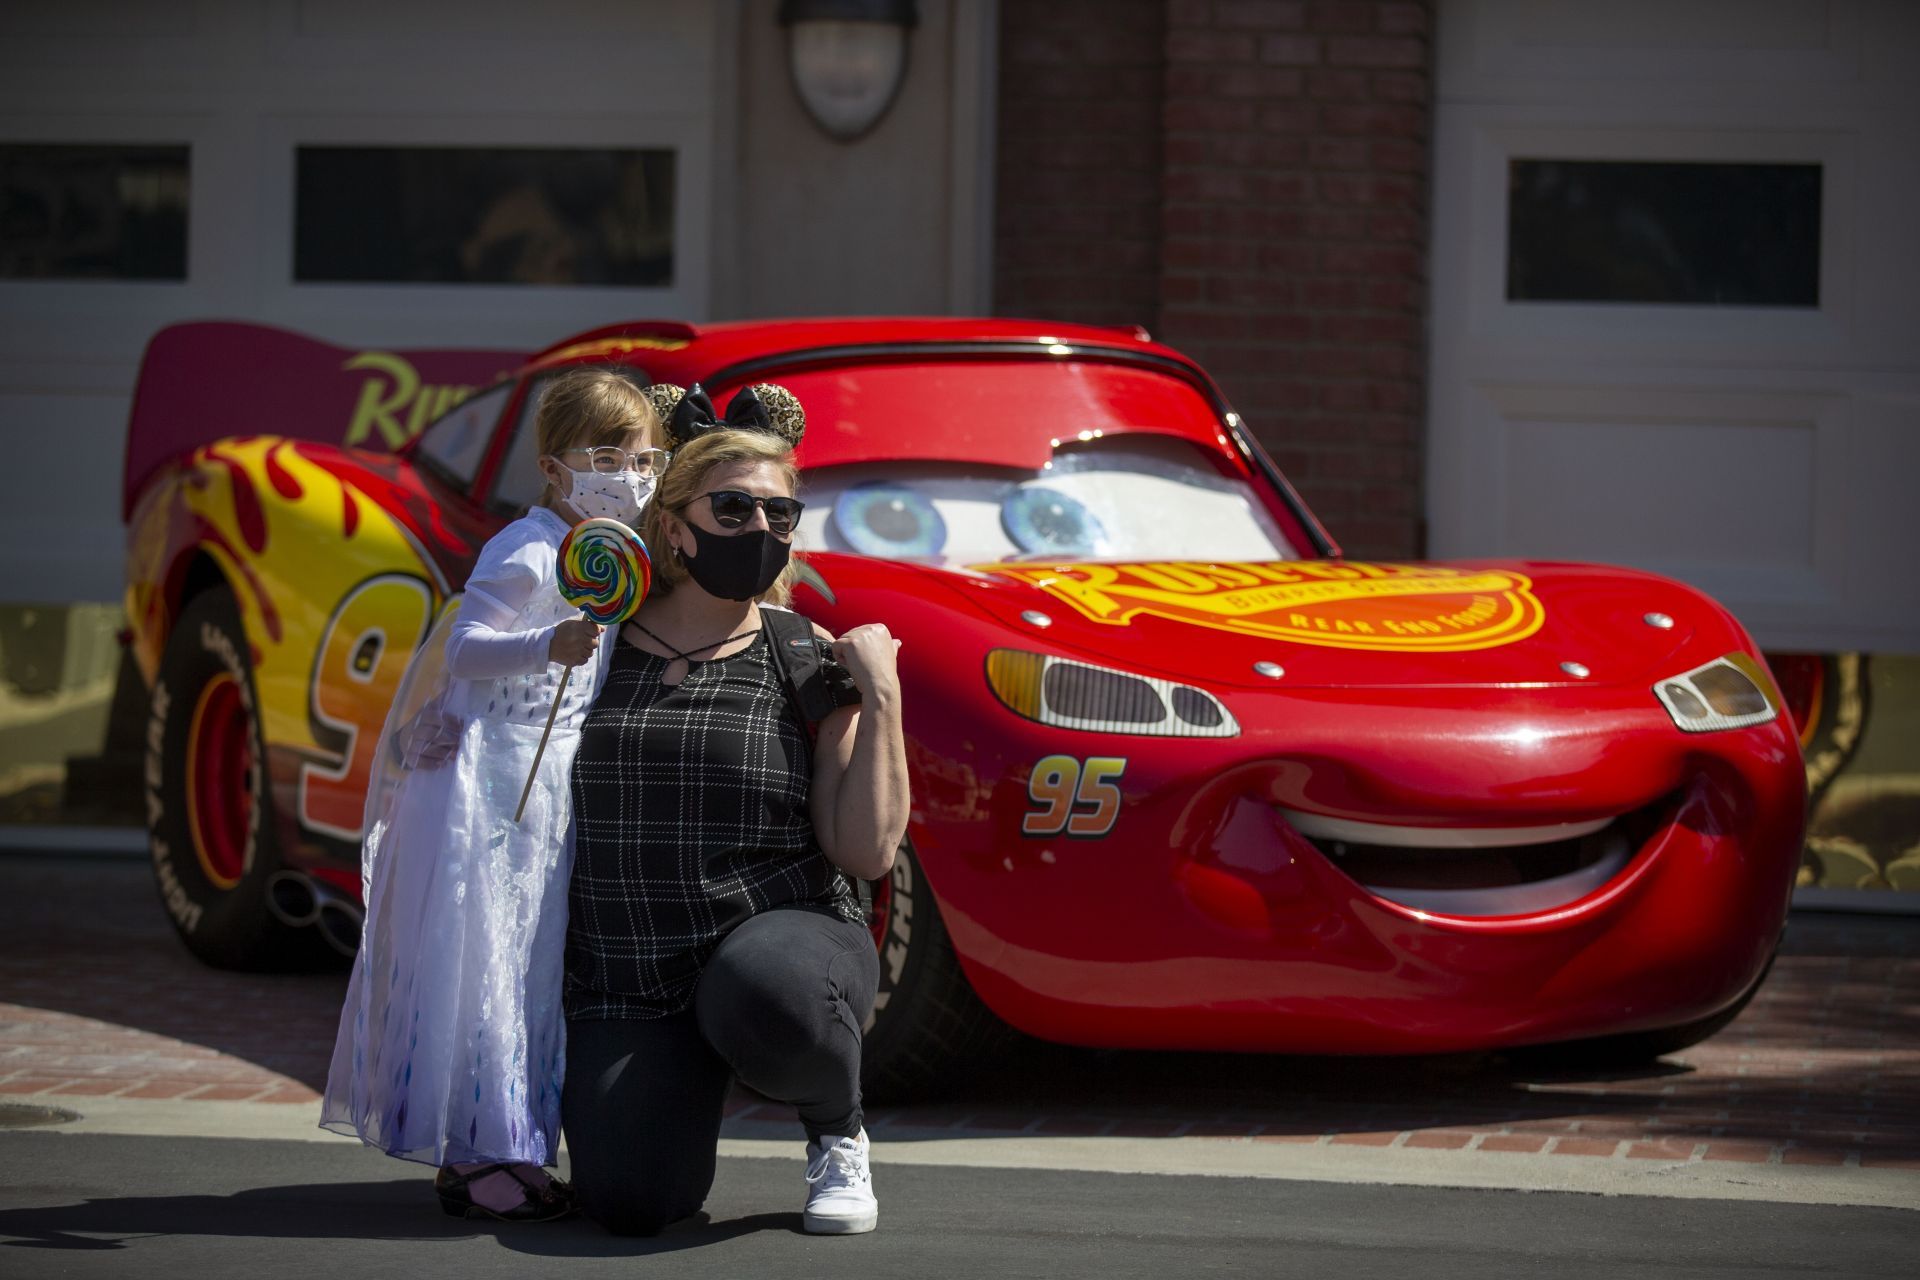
[668,383,776,443]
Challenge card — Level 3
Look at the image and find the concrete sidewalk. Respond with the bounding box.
[3,853,1917,1208]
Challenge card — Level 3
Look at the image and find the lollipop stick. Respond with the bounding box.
[518,517,648,824]
[514,664,573,824]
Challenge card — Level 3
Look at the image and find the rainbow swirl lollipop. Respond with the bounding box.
[559,518,651,626]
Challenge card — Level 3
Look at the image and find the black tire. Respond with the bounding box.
[860,838,1019,1101]
[1515,945,1778,1068]
[146,586,331,970]
[1776,652,1869,815]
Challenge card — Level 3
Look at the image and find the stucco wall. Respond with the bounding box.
[714,0,996,319]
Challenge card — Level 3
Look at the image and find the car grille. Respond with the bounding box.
[1293,797,1672,918]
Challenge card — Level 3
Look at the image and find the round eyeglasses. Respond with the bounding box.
[556,446,672,478]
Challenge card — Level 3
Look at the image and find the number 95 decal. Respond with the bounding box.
[1023,754,1127,838]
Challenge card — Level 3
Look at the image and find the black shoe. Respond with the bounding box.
[435,1163,576,1222]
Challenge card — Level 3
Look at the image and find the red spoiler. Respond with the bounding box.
[122,321,523,520]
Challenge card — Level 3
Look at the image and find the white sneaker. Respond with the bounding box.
[802,1128,878,1234]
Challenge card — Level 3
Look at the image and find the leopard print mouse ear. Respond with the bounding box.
[739,383,805,448]
[642,383,687,443]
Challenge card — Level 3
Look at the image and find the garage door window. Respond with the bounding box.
[1507,160,1821,308]
[294,146,674,287]
[0,144,189,280]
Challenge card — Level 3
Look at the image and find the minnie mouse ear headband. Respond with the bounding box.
[665,382,806,451]
[641,383,688,432]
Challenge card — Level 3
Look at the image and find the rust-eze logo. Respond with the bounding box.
[978,561,1547,652]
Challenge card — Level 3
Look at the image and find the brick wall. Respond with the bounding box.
[992,0,1166,327]
[993,1,1433,560]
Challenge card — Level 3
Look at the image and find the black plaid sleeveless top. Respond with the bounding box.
[563,624,862,1021]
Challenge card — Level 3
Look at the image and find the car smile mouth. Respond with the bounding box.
[1280,807,1659,917]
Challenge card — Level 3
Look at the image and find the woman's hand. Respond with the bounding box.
[548,616,602,667]
[829,623,901,705]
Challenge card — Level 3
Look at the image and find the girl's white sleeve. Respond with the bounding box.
[443,526,558,680]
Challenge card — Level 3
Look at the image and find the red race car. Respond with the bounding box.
[125,317,1806,1095]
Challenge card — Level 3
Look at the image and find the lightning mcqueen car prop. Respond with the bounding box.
[124,317,1805,1094]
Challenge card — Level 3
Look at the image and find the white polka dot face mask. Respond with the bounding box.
[554,464,653,525]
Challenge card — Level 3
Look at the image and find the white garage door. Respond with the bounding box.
[1427,0,1920,652]
[0,0,715,605]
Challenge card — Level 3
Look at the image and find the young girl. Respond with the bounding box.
[321,366,669,1220]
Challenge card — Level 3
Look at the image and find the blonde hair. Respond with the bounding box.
[534,366,660,507]
[641,429,800,607]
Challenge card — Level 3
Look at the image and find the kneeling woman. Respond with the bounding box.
[562,385,906,1237]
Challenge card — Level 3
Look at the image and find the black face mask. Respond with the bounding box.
[681,524,791,601]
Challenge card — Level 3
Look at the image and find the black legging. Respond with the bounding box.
[562,906,879,1236]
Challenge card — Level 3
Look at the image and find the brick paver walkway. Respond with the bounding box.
[4,854,1917,1174]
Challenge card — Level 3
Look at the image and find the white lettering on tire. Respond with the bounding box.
[147,607,263,935]
[866,850,916,1029]
[146,678,203,932]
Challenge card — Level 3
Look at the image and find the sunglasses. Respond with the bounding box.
[698,489,805,535]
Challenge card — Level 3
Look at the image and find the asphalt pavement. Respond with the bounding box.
[3,1131,1916,1280]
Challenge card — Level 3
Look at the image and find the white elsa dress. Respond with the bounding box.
[320,506,611,1166]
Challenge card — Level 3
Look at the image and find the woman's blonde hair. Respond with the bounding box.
[641,428,800,607]
[534,366,660,507]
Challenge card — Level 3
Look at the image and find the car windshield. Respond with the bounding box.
[793,434,1296,566]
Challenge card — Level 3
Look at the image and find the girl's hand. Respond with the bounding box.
[394,704,461,770]
[831,623,901,701]
[548,616,602,667]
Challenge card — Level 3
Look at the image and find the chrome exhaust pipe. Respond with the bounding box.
[315,891,365,958]
[265,870,321,928]
[267,870,364,956]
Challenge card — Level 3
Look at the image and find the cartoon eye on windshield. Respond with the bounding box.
[1001,484,1108,556]
[830,482,948,558]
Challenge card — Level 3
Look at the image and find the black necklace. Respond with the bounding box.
[628,618,758,685]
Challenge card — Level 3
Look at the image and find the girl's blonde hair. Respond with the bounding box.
[534,366,660,507]
[641,428,800,607]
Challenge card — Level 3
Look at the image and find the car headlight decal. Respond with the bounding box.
[1653,653,1779,733]
[1044,661,1163,724]
[985,649,1239,737]
[1170,685,1225,729]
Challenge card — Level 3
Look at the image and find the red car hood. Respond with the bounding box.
[921,558,1717,690]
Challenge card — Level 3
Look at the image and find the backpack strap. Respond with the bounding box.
[761,607,873,921]
[760,608,829,725]
[756,602,840,725]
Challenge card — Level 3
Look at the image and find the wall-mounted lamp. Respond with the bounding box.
[778,0,919,142]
